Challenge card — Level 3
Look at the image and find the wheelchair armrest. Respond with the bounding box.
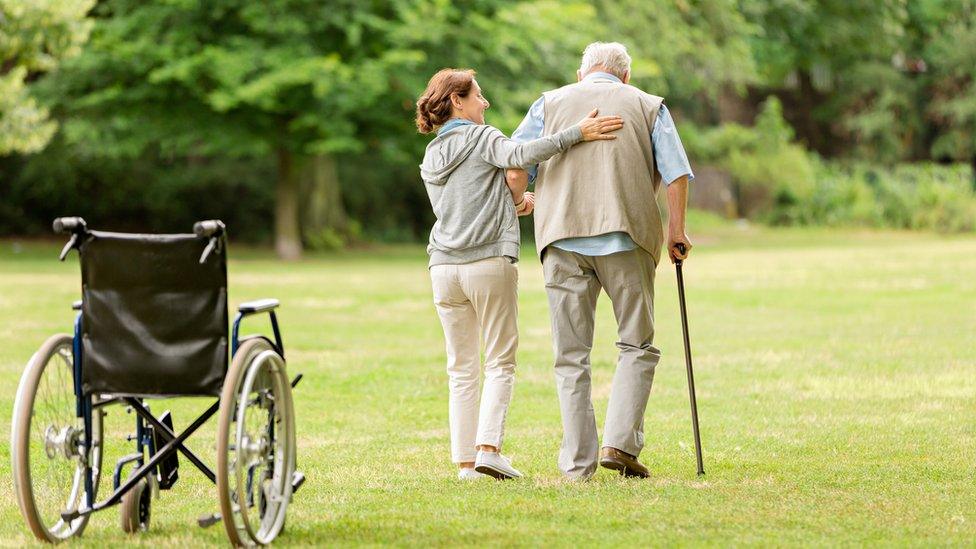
[238,299,280,314]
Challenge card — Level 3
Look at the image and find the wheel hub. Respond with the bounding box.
[43,425,81,460]
[240,434,270,467]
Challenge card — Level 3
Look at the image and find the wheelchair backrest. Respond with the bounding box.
[79,230,228,397]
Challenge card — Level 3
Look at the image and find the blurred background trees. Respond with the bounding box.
[0,0,93,155]
[1,0,975,255]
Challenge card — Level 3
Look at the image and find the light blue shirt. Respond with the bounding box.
[511,71,694,256]
[437,117,474,135]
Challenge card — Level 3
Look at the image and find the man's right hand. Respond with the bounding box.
[668,231,692,263]
[577,109,624,141]
[517,192,535,216]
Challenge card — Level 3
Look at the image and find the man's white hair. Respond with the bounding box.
[579,42,632,79]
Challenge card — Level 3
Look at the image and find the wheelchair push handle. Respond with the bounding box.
[53,217,87,235]
[53,217,88,261]
[193,220,226,264]
[193,220,225,238]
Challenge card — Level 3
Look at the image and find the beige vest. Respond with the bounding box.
[534,77,665,264]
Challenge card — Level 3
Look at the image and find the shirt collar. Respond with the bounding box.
[583,71,623,84]
[437,118,474,136]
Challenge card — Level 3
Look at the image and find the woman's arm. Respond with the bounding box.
[505,168,529,208]
[480,110,624,169]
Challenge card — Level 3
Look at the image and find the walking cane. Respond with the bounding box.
[674,243,704,476]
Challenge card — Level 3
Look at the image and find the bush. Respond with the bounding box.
[683,97,819,219]
[773,162,976,232]
[683,96,976,233]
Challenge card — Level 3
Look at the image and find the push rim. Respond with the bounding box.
[234,350,293,544]
[218,339,295,546]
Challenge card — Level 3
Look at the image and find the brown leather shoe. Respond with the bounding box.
[599,447,650,478]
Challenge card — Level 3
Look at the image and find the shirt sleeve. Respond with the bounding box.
[652,104,694,186]
[511,96,545,182]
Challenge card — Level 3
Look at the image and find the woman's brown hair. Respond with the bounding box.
[415,68,476,134]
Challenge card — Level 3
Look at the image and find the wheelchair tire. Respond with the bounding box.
[12,334,104,543]
[217,338,296,547]
[119,477,151,533]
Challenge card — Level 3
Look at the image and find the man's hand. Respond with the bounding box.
[668,230,692,263]
[517,191,535,216]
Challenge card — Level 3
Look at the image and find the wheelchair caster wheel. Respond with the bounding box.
[120,478,151,533]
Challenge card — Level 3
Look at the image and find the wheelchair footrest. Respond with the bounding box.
[292,471,306,493]
[198,512,221,529]
[61,508,85,522]
[153,410,180,490]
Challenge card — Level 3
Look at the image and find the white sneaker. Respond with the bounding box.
[458,468,486,480]
[474,450,523,479]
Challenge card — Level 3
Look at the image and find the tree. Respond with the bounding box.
[922,0,976,178]
[47,1,411,258]
[44,0,604,257]
[0,0,93,155]
[596,0,759,112]
[741,0,915,160]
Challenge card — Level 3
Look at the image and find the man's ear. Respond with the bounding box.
[623,70,631,84]
[576,70,583,83]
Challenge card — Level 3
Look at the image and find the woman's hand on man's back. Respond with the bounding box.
[577,109,624,141]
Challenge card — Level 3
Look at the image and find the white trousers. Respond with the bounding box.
[431,257,518,463]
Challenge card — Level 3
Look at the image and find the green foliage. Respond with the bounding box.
[772,162,976,232]
[4,0,976,240]
[740,0,976,165]
[684,97,818,216]
[0,0,93,154]
[0,136,274,241]
[597,0,758,117]
[925,1,976,162]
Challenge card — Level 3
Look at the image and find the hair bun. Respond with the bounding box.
[415,68,476,134]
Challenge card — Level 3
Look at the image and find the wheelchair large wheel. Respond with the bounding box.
[12,335,104,543]
[217,338,296,547]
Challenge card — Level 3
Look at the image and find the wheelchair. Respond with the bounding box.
[11,218,304,546]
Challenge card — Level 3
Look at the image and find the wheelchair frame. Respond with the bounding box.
[61,300,294,523]
[12,217,304,545]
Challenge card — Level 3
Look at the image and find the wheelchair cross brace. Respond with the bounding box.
[124,397,217,483]
[61,399,220,522]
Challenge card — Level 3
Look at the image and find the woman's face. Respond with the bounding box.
[453,79,490,124]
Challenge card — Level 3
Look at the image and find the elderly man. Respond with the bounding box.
[510,42,694,480]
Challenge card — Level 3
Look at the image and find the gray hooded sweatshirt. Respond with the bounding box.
[420,122,583,267]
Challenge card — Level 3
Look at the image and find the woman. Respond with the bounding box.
[416,68,623,480]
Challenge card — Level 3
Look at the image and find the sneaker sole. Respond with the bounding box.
[599,457,649,478]
[474,464,519,480]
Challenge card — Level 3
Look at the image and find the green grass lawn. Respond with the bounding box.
[1,219,974,546]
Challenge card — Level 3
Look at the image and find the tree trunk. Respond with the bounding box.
[274,148,303,260]
[301,153,349,246]
[971,154,976,191]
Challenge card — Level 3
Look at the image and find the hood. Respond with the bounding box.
[420,125,491,185]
